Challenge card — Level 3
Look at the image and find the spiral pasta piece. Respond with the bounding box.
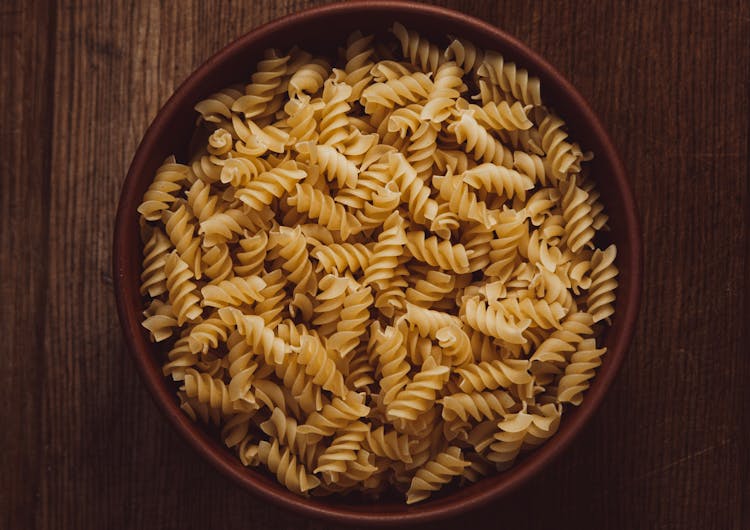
[497,297,567,330]
[206,128,233,156]
[164,203,202,278]
[421,61,465,123]
[297,391,370,438]
[268,225,317,295]
[219,155,268,188]
[448,111,513,168]
[477,52,542,107]
[579,176,609,230]
[318,79,353,146]
[183,368,247,416]
[561,175,595,252]
[186,178,219,223]
[355,181,401,230]
[296,141,358,189]
[141,300,178,342]
[440,390,515,422]
[489,404,561,467]
[140,228,172,297]
[328,283,373,358]
[386,103,423,136]
[462,163,535,201]
[435,325,473,366]
[402,301,463,338]
[191,153,223,183]
[369,322,410,406]
[310,242,374,275]
[387,357,450,421]
[272,351,323,416]
[461,296,531,344]
[513,151,551,186]
[160,335,198,383]
[553,338,605,405]
[220,413,255,450]
[254,269,288,328]
[138,158,190,221]
[390,153,439,224]
[391,22,445,74]
[341,31,376,100]
[406,446,469,504]
[288,58,330,98]
[340,138,381,177]
[444,37,484,73]
[250,379,301,420]
[224,330,261,403]
[259,408,315,464]
[233,231,268,277]
[334,452,381,489]
[297,222,335,245]
[197,276,265,310]
[164,252,202,325]
[433,147,472,175]
[343,347,376,390]
[523,187,560,226]
[406,231,471,274]
[200,213,245,248]
[406,121,441,180]
[365,425,414,464]
[218,307,289,365]
[200,243,233,283]
[233,160,305,211]
[360,71,434,113]
[523,229,563,273]
[295,334,347,397]
[455,358,533,393]
[334,156,392,209]
[282,97,319,144]
[538,114,581,180]
[194,86,242,125]
[257,439,320,494]
[473,100,533,131]
[287,183,362,238]
[314,421,369,476]
[187,316,230,354]
[405,270,455,308]
[311,274,351,336]
[434,173,500,229]
[587,245,618,322]
[363,211,407,285]
[232,50,289,119]
[529,311,594,365]
[458,224,493,273]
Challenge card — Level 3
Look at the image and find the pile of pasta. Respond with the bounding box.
[138,23,619,504]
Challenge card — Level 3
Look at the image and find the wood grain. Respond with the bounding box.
[1,0,747,529]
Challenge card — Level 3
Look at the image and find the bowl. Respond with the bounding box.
[113,1,642,525]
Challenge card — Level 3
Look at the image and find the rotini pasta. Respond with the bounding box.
[138,25,617,504]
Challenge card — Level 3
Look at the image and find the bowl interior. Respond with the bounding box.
[114,1,640,525]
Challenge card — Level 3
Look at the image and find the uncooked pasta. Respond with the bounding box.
[137,22,618,504]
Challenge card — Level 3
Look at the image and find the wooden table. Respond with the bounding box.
[2,1,747,528]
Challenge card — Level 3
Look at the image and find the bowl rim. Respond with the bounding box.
[113,0,642,525]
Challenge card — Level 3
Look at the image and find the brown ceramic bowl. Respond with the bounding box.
[113,1,641,525]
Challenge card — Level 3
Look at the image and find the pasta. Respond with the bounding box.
[138,24,618,504]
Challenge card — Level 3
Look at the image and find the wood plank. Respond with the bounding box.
[0,2,55,529]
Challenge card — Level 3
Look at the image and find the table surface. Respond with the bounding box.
[1,0,747,529]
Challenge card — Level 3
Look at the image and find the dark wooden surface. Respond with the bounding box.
[1,1,747,528]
